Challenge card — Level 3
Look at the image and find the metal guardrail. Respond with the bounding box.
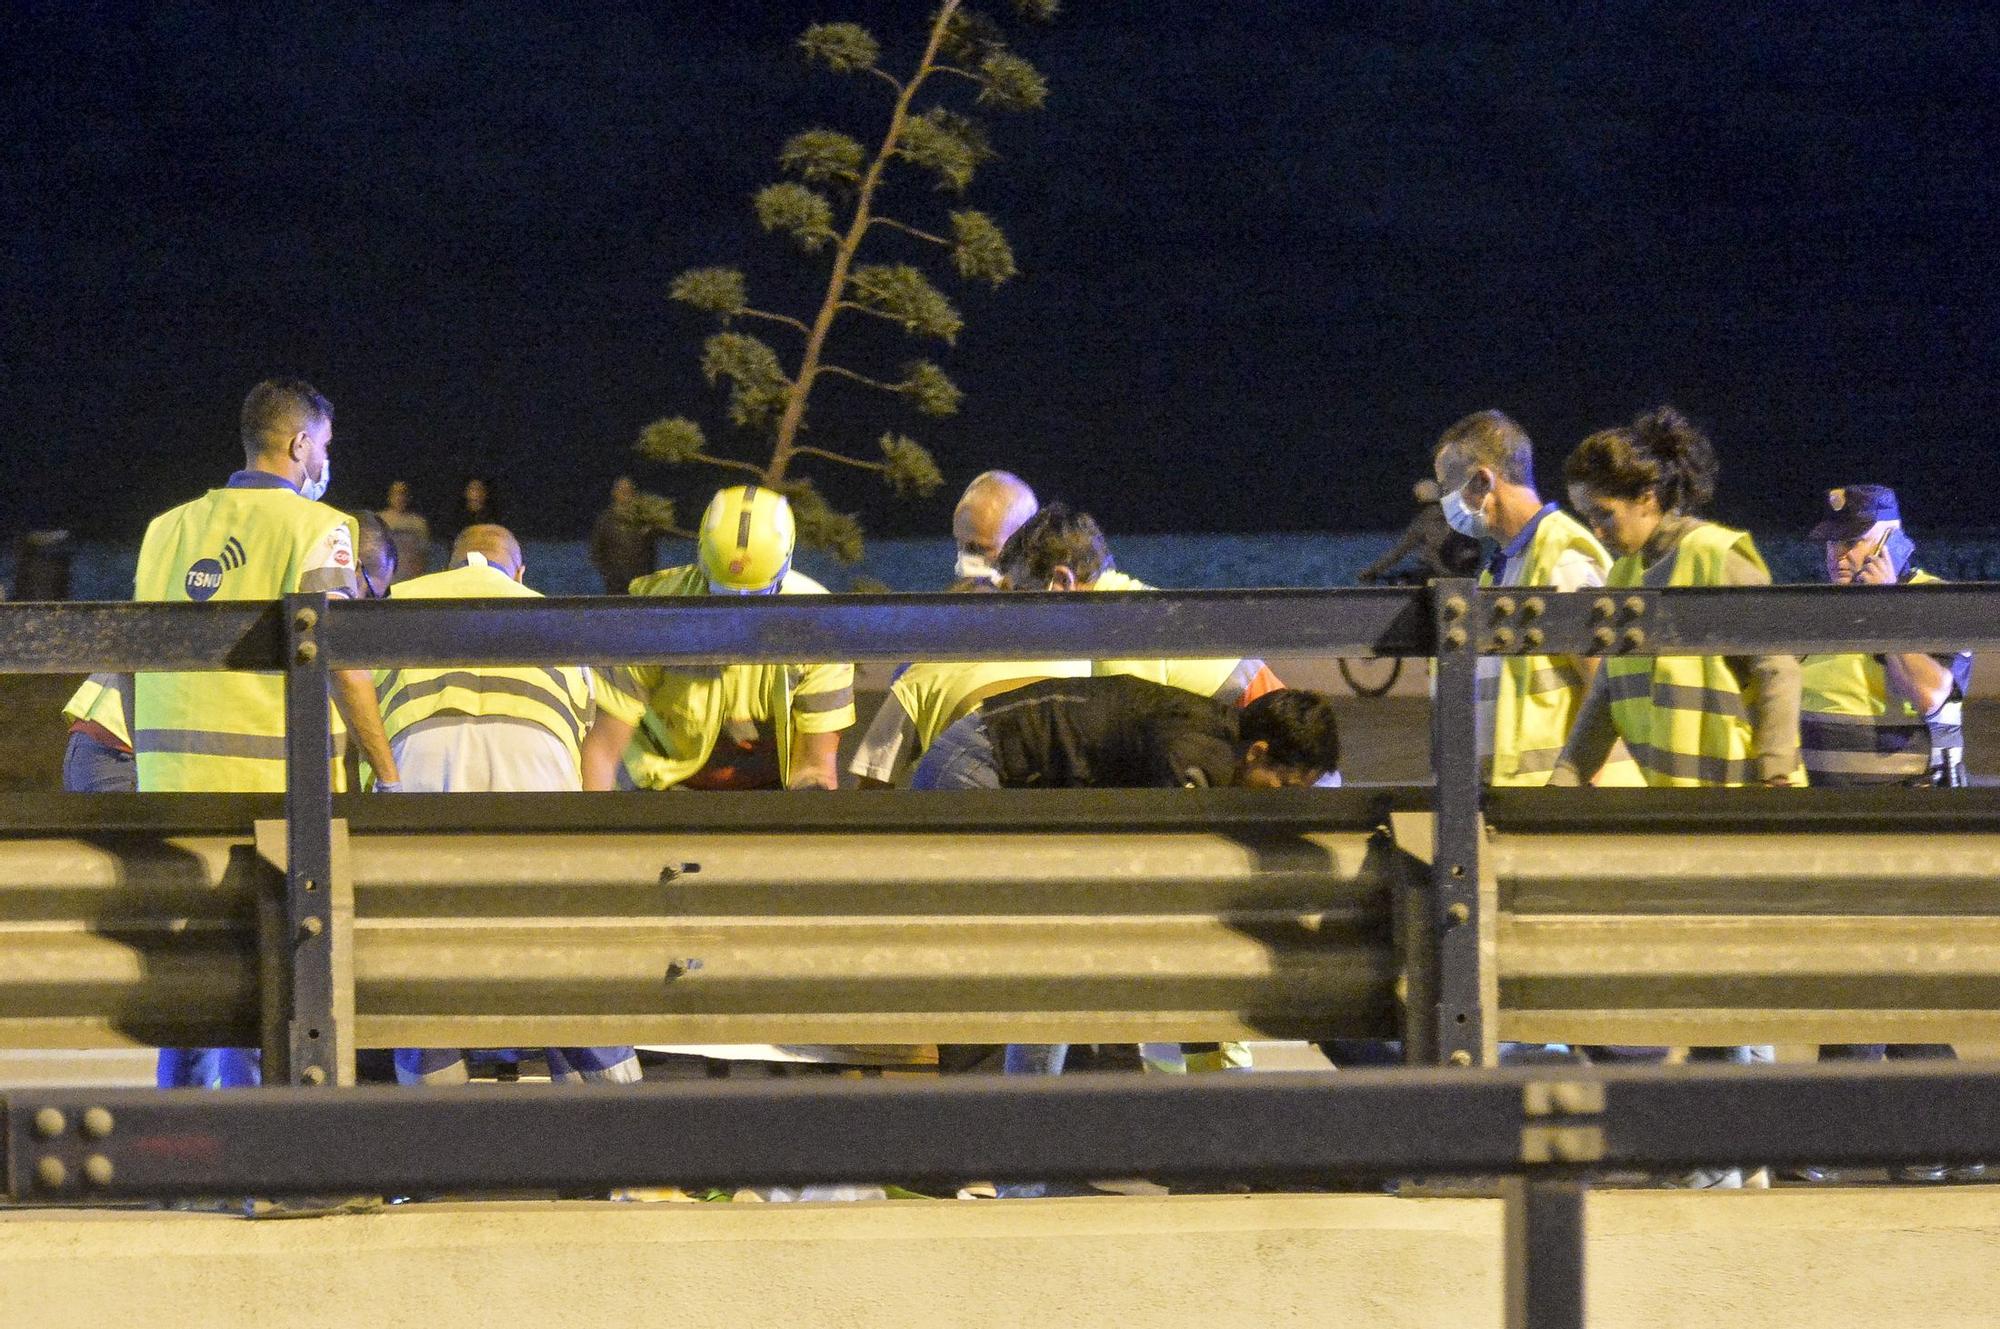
[4,580,1998,1329]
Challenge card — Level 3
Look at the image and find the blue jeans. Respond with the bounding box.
[911,715,1002,790]
[63,731,136,793]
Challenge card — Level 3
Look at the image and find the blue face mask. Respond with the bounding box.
[300,458,330,504]
[1441,485,1489,539]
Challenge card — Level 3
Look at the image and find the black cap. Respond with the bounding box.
[1810,485,1900,542]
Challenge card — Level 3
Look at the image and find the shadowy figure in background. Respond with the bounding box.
[1357,478,1484,584]
[376,480,430,582]
[450,477,501,542]
[588,476,660,594]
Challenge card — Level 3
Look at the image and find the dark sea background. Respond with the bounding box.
[13,531,2000,601]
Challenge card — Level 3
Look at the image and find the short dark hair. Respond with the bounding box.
[241,378,332,457]
[997,502,1112,586]
[1239,688,1340,775]
[348,510,398,588]
[1436,410,1535,487]
[1563,405,1717,515]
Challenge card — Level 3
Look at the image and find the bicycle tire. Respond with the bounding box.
[1337,655,1403,699]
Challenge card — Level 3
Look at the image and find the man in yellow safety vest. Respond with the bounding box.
[133,378,399,1088]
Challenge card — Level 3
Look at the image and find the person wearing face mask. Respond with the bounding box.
[1434,410,1641,787]
[951,470,1038,586]
[581,485,854,793]
[132,377,401,1090]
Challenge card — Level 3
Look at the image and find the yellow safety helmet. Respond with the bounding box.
[698,485,795,594]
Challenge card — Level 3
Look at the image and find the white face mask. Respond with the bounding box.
[955,549,1001,584]
[300,458,330,504]
[1441,485,1488,539]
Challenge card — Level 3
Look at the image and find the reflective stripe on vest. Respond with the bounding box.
[132,487,354,793]
[1603,523,1799,788]
[1477,510,1617,786]
[1800,571,1960,784]
[377,562,594,764]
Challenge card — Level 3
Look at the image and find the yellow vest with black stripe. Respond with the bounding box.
[374,558,594,766]
[132,486,353,792]
[62,673,134,748]
[617,564,844,790]
[892,659,1092,752]
[1090,570,1265,702]
[1800,570,1954,785]
[1477,511,1642,786]
[1604,523,1803,788]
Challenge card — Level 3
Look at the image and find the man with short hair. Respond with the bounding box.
[952,470,1038,585]
[375,522,639,1087]
[996,503,1282,706]
[135,377,400,1088]
[1432,409,1639,786]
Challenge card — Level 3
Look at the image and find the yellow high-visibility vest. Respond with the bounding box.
[601,564,855,790]
[62,672,134,748]
[1089,570,1266,702]
[132,485,353,792]
[1478,510,1643,786]
[891,659,1092,753]
[1604,523,1803,788]
[374,557,594,766]
[1800,570,1955,784]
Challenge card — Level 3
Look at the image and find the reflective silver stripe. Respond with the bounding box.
[1510,747,1563,775]
[1212,657,1262,707]
[1800,712,1929,753]
[604,666,651,704]
[1626,743,1756,786]
[794,685,855,714]
[1606,670,1747,720]
[1803,747,1930,776]
[133,728,347,761]
[390,711,573,748]
[298,566,359,595]
[381,672,584,744]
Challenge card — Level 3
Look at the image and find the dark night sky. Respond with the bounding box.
[3,1,1996,544]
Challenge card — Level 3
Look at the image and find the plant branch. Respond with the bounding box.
[818,364,907,393]
[930,64,983,84]
[692,451,772,479]
[738,307,813,335]
[791,445,889,472]
[871,216,949,246]
[867,66,904,95]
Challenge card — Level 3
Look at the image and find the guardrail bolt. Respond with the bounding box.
[1590,626,1616,651]
[300,1065,328,1086]
[1591,596,1616,619]
[36,1157,67,1190]
[1522,627,1545,650]
[81,1108,115,1140]
[1621,626,1647,651]
[1487,628,1516,651]
[32,1107,66,1139]
[1446,901,1471,925]
[1520,596,1546,620]
[83,1155,115,1188]
[1443,626,1469,650]
[294,641,319,665]
[1622,595,1647,618]
[1448,1050,1474,1067]
[1491,596,1517,619]
[298,915,324,940]
[293,608,319,632]
[1441,595,1469,622]
[664,958,705,981]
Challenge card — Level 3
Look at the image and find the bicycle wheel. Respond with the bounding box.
[1337,655,1403,699]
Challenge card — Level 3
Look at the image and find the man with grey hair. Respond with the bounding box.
[952,470,1038,585]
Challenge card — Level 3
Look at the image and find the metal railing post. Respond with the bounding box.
[1505,1178,1586,1329]
[1426,578,1486,1067]
[280,592,343,1087]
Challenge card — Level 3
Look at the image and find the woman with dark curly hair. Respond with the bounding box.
[1550,406,1802,790]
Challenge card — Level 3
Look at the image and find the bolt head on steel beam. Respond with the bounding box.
[32,1107,66,1139]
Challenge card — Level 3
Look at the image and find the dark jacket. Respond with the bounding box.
[980,675,1241,788]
